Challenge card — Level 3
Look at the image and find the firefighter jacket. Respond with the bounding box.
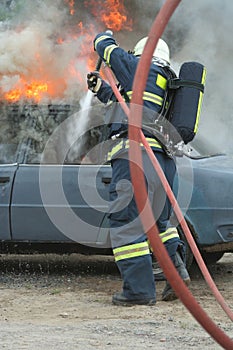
[94,32,169,155]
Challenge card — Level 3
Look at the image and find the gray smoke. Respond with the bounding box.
[122,0,233,154]
[168,0,233,155]
[0,0,99,103]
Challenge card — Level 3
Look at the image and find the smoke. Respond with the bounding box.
[124,0,233,154]
[167,0,233,154]
[0,0,100,103]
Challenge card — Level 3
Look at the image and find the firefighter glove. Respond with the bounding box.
[87,71,102,93]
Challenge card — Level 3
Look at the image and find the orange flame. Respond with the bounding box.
[25,82,48,100]
[5,89,21,103]
[2,0,133,104]
[85,0,133,31]
[4,80,48,103]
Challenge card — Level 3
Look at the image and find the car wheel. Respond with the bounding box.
[200,251,224,265]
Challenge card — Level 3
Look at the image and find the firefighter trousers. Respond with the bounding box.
[109,149,183,300]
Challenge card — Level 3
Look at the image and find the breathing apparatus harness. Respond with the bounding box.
[105,57,206,159]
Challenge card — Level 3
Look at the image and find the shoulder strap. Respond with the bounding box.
[158,66,177,121]
[168,78,205,93]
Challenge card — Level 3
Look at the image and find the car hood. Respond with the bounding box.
[190,154,233,173]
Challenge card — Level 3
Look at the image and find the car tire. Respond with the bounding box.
[178,223,225,270]
[200,251,225,265]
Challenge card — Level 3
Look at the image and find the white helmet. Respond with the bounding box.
[133,37,170,64]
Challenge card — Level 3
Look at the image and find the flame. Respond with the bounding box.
[2,0,133,104]
[101,0,132,31]
[5,89,21,103]
[64,0,133,30]
[4,80,48,103]
[85,0,133,31]
[25,82,48,101]
[3,25,96,103]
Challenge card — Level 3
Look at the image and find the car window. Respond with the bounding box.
[0,143,18,164]
[0,104,21,164]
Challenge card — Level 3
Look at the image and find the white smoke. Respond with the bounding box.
[0,0,97,103]
[122,0,233,154]
[168,0,233,154]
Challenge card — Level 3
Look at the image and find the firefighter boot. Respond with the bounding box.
[162,251,191,301]
[112,292,156,306]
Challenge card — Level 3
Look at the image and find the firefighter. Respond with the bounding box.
[87,32,190,305]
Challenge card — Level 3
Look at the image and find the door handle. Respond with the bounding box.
[101,177,111,184]
[0,176,10,184]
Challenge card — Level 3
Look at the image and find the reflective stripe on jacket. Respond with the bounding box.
[107,137,162,160]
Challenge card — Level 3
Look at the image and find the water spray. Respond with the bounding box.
[73,30,114,158]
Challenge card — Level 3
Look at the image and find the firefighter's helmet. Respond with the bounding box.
[133,37,170,64]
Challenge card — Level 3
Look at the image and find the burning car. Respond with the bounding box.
[0,103,233,270]
[0,1,233,269]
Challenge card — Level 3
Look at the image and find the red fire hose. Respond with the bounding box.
[103,0,233,348]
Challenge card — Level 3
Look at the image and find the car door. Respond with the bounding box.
[0,164,18,240]
[10,163,112,247]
